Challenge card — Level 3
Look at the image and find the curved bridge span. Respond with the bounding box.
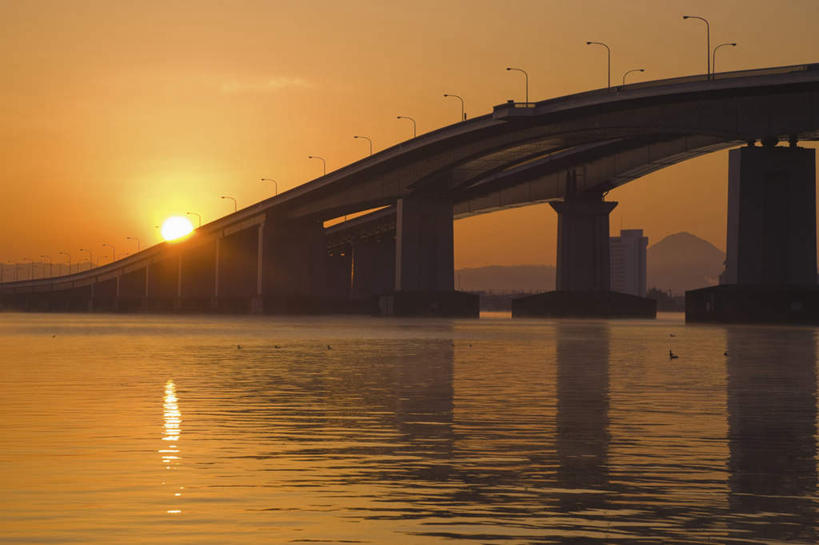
[3,64,819,316]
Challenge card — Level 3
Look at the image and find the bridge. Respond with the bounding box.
[2,63,818,319]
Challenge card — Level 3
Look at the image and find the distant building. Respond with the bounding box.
[610,229,648,297]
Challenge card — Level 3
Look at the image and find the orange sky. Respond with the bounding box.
[1,0,818,268]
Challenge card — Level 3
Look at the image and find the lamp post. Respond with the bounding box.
[40,255,52,277]
[126,236,142,251]
[185,212,202,228]
[58,251,71,274]
[505,67,529,103]
[712,42,736,76]
[683,15,711,77]
[353,135,373,156]
[622,68,645,86]
[102,243,115,262]
[396,116,416,138]
[443,93,466,121]
[220,195,237,212]
[585,41,611,88]
[307,155,326,176]
[79,248,93,271]
[260,178,278,196]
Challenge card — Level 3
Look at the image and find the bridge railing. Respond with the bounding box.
[626,62,817,89]
[494,62,819,117]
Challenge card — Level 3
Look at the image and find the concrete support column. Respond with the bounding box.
[144,264,150,297]
[176,255,183,298]
[351,235,395,299]
[114,275,120,312]
[174,254,183,310]
[251,223,265,313]
[326,245,352,299]
[395,194,454,292]
[210,237,221,310]
[217,227,260,311]
[550,193,618,292]
[723,145,816,286]
[213,238,221,298]
[262,217,327,307]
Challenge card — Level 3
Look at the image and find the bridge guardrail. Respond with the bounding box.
[494,62,819,118]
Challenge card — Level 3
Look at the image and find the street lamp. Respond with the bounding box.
[712,42,736,76]
[40,255,52,277]
[58,251,71,274]
[396,116,416,138]
[185,212,202,228]
[353,135,373,156]
[307,155,327,176]
[505,67,529,104]
[585,41,611,88]
[126,236,142,251]
[443,93,466,121]
[102,243,116,262]
[622,68,645,86]
[683,15,711,77]
[220,195,237,212]
[79,248,93,271]
[260,178,278,196]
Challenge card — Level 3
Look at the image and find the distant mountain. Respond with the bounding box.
[648,232,725,294]
[456,265,555,293]
[456,232,724,295]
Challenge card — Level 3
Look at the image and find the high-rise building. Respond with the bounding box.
[610,229,648,297]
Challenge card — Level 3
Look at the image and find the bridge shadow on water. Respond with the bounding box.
[725,327,817,543]
[189,319,817,543]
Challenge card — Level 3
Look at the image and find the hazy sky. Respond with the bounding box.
[2,0,818,268]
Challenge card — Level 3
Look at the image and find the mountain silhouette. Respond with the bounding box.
[455,232,725,295]
[647,232,725,294]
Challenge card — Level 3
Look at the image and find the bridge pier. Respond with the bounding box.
[261,217,329,313]
[381,194,478,317]
[217,224,261,313]
[326,243,352,302]
[118,267,147,311]
[688,145,818,323]
[146,253,181,311]
[513,191,655,317]
[351,235,394,302]
[552,192,617,292]
[179,239,218,312]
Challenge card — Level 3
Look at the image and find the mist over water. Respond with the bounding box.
[0,312,815,543]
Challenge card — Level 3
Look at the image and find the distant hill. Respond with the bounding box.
[648,232,725,294]
[456,232,724,295]
[456,265,555,293]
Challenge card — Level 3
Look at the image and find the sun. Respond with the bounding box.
[161,216,194,242]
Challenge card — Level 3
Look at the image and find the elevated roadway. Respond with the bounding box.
[3,63,819,316]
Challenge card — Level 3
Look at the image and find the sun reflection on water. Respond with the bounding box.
[160,379,183,514]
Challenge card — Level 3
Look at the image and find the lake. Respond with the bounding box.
[0,312,815,543]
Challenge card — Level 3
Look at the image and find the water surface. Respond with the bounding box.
[0,312,815,543]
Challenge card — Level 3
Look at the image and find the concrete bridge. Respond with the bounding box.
[2,63,818,318]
